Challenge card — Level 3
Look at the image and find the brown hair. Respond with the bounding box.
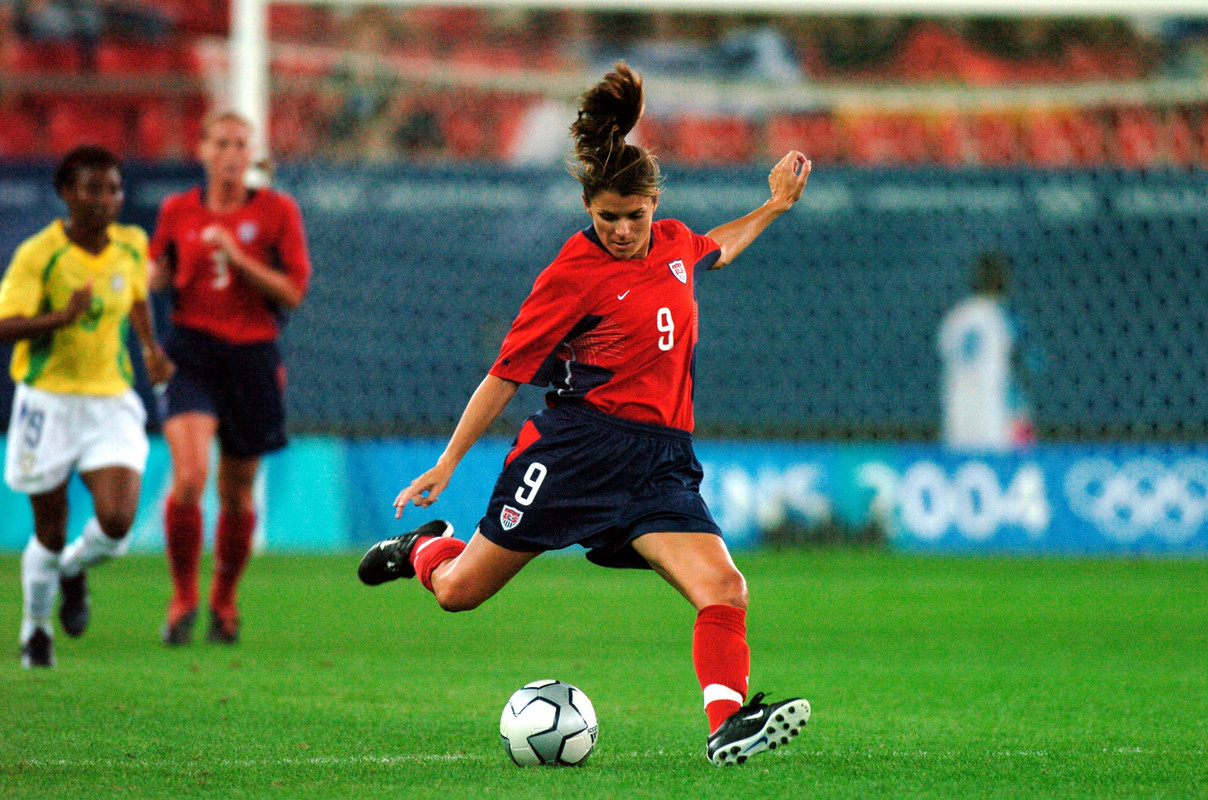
[569,62,662,202]
[54,145,120,195]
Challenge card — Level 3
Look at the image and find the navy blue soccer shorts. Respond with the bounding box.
[476,403,723,569]
[161,324,288,459]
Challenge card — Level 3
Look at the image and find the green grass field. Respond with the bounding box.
[1,548,1205,799]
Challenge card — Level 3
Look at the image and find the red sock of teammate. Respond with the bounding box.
[412,536,466,592]
[164,496,203,622]
[693,604,751,733]
[209,509,256,622]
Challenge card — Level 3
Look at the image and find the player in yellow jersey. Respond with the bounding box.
[0,146,174,668]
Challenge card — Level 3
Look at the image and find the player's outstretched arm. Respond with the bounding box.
[705,150,810,269]
[0,284,92,344]
[394,375,520,517]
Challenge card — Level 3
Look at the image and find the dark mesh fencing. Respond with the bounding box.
[1,163,1205,440]
[273,164,1208,441]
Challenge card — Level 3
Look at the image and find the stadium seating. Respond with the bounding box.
[0,8,1203,167]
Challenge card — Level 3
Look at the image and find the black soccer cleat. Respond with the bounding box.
[21,628,55,669]
[58,571,90,638]
[161,608,197,646]
[206,608,240,645]
[706,692,811,766]
[357,520,454,585]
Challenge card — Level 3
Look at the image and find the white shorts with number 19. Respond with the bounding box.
[4,384,148,495]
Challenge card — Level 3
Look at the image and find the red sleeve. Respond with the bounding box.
[695,230,720,267]
[681,220,721,273]
[274,193,311,295]
[489,245,589,386]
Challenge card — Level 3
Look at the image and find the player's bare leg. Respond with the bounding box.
[631,531,748,611]
[632,531,809,765]
[207,453,259,643]
[423,531,538,612]
[359,525,537,612]
[56,466,141,638]
[161,411,218,644]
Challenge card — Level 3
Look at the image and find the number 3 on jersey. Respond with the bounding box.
[514,462,547,506]
[657,307,674,351]
[212,250,231,290]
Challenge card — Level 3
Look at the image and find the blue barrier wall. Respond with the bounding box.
[4,435,1205,556]
[2,163,1207,438]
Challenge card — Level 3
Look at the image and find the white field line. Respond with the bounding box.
[10,747,1198,771]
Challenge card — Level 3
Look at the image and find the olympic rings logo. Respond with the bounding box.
[1064,458,1208,543]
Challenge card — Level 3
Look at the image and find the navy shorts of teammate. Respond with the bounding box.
[477,402,723,569]
[162,324,287,458]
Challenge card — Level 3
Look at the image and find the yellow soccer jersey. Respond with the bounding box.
[0,220,149,396]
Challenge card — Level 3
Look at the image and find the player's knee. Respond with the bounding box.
[706,569,748,611]
[170,472,207,506]
[216,491,255,516]
[95,510,134,540]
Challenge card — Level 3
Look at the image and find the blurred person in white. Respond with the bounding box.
[937,249,1035,451]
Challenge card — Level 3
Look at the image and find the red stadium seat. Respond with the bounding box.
[766,114,841,164]
[847,113,928,165]
[971,113,1019,165]
[675,116,754,164]
[47,100,129,157]
[933,113,974,165]
[1022,111,1078,168]
[96,42,179,74]
[9,41,83,72]
[1113,108,1160,167]
[0,106,40,158]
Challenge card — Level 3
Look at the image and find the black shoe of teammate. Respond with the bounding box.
[207,609,240,645]
[161,608,197,646]
[358,520,454,585]
[21,628,55,669]
[58,571,90,638]
[706,692,811,766]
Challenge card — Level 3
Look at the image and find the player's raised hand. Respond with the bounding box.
[200,224,239,256]
[143,344,176,386]
[394,462,454,518]
[768,150,811,210]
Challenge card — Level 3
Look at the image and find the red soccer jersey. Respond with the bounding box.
[149,186,311,344]
[491,219,721,432]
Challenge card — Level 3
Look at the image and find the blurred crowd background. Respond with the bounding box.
[2,1,1208,166]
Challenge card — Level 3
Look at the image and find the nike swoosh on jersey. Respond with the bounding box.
[617,290,631,300]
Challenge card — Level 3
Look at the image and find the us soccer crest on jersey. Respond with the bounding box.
[668,259,687,283]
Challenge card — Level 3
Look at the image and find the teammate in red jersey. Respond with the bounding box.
[358,64,811,765]
[149,111,311,646]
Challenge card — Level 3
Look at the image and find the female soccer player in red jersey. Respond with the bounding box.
[359,64,810,765]
[150,111,311,646]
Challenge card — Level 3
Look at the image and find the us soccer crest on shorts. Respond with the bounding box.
[500,504,523,530]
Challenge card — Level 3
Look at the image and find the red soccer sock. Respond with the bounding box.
[693,604,751,733]
[208,509,256,622]
[164,496,203,621]
[413,536,466,593]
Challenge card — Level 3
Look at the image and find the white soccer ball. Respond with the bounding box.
[499,679,598,766]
